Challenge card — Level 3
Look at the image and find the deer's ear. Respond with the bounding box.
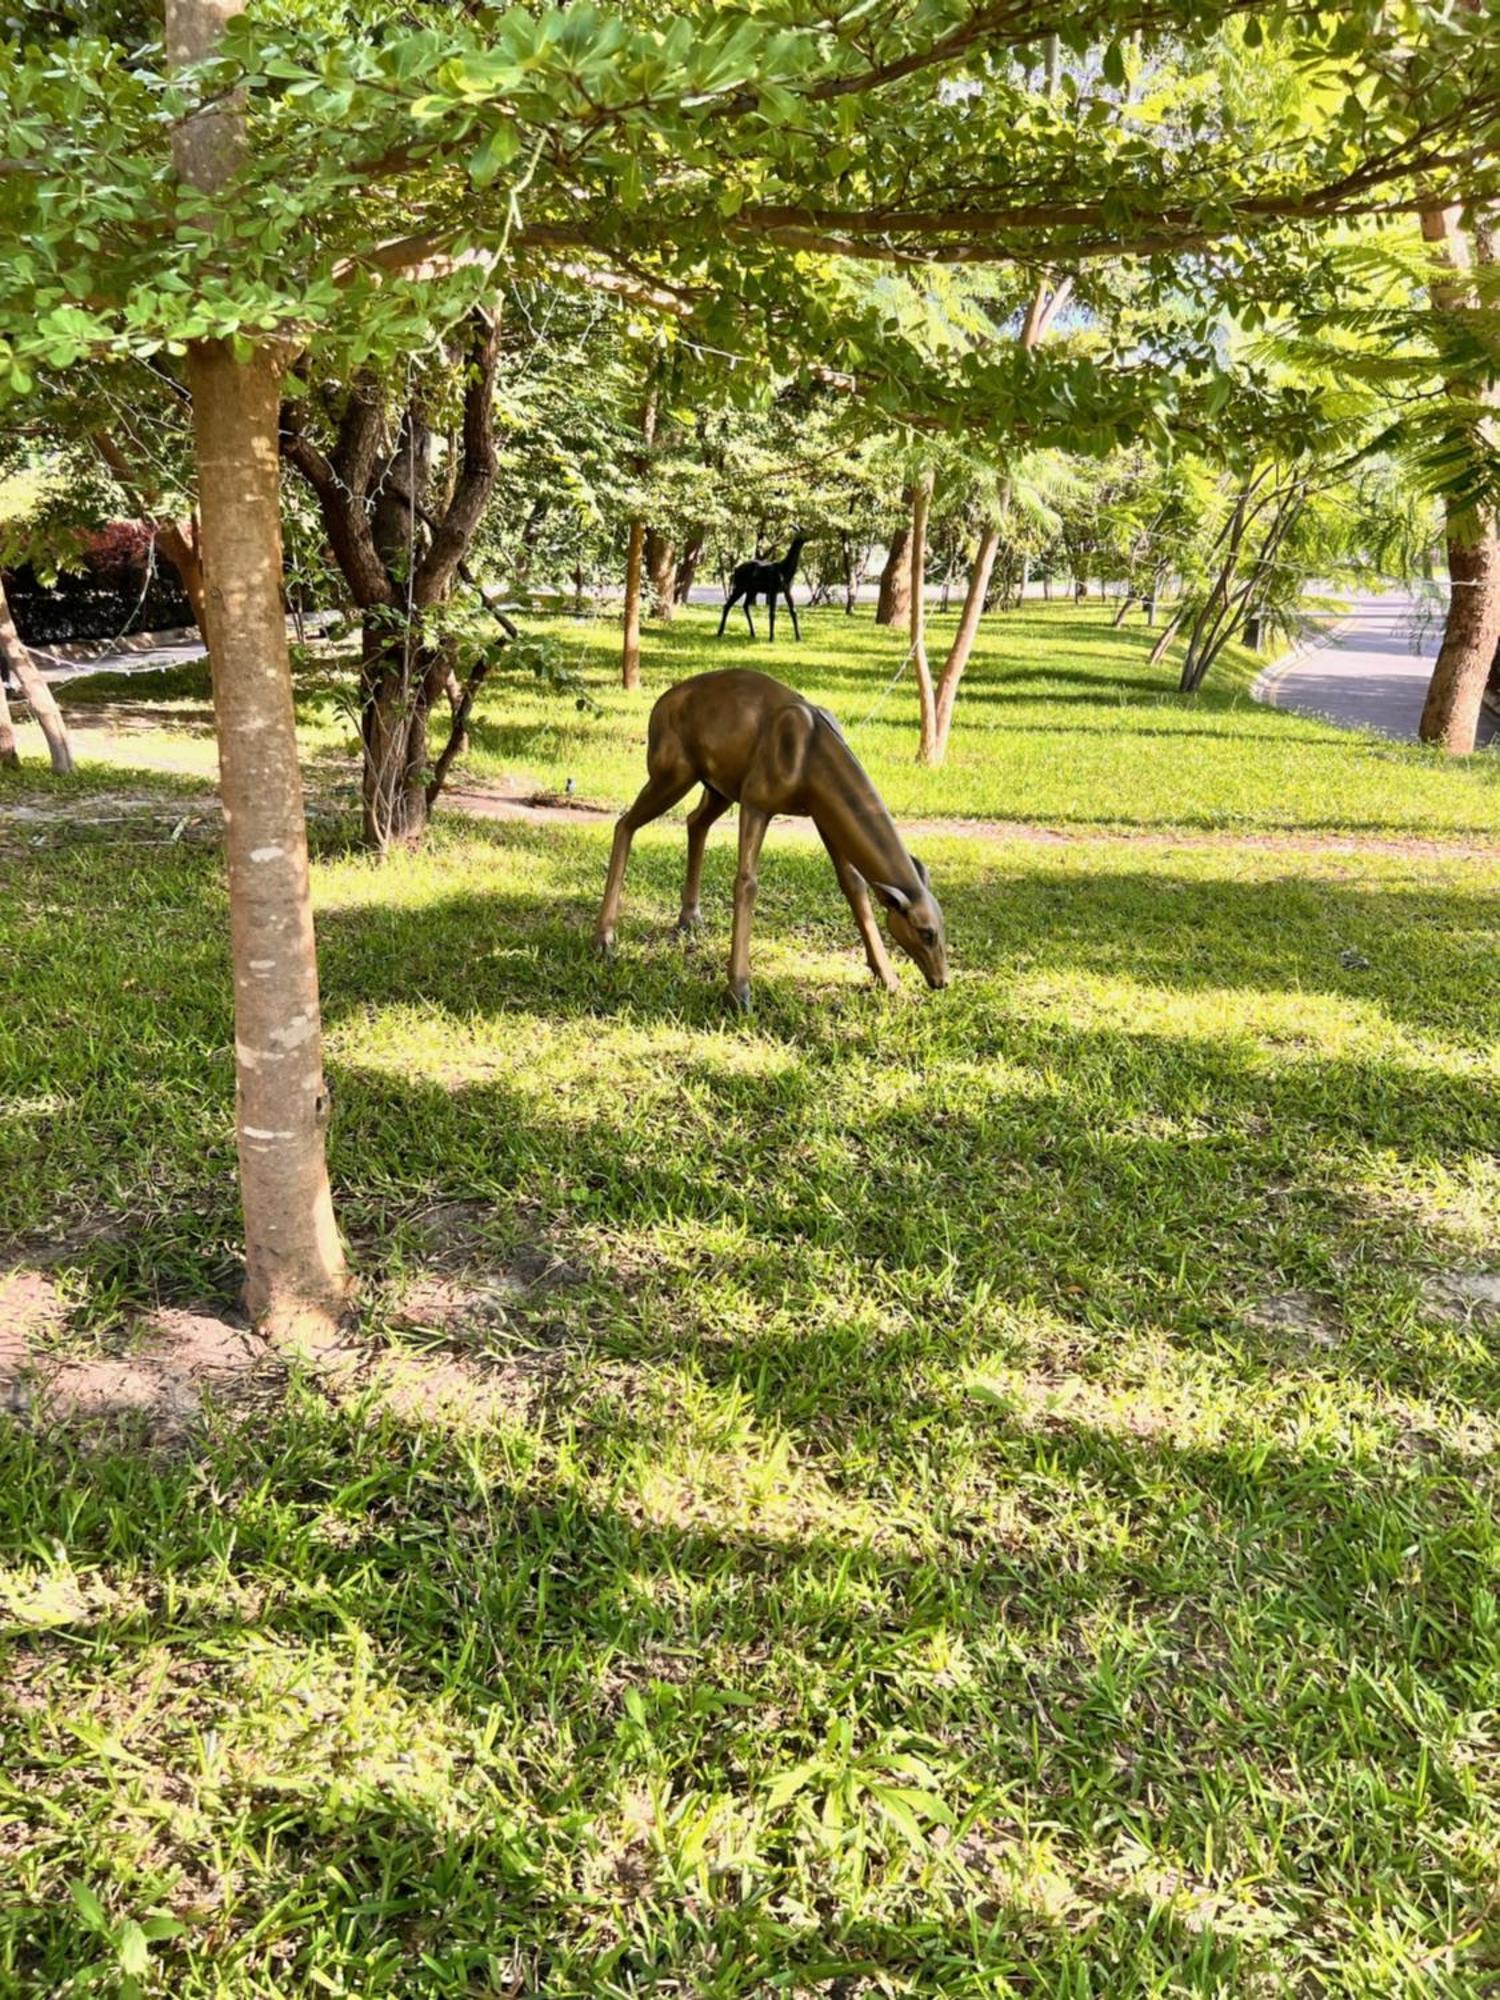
[873,881,912,915]
[912,856,930,887]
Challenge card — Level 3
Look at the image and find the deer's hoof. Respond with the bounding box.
[676,910,703,936]
[595,934,617,960]
[728,979,752,1014]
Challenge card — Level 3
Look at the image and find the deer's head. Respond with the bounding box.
[871,859,948,989]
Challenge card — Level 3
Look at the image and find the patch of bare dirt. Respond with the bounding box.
[2,1299,272,1434]
[0,1275,564,1439]
[1243,1290,1343,1353]
[65,704,215,736]
[0,1269,69,1396]
[1422,1270,1500,1324]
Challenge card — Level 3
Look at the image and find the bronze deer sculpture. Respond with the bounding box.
[595,669,948,1010]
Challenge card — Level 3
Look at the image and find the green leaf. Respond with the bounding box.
[68,1882,107,1933]
[117,1923,150,1978]
[1102,41,1126,88]
[470,120,520,187]
[764,1759,819,1809]
[140,1917,187,1943]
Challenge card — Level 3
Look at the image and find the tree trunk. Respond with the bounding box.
[0,670,18,769]
[1421,531,1500,750]
[155,518,209,634]
[645,528,678,619]
[1111,593,1136,629]
[621,519,646,690]
[185,339,348,1341]
[910,473,938,761]
[621,370,660,687]
[674,527,707,603]
[1148,611,1184,668]
[169,0,347,1345]
[876,496,913,625]
[924,525,1000,767]
[359,623,448,849]
[940,546,959,612]
[0,580,74,774]
[1419,205,1500,753]
[842,534,864,614]
[514,497,548,587]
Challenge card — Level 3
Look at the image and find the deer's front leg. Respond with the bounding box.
[819,829,898,991]
[727,805,771,1011]
[679,785,732,932]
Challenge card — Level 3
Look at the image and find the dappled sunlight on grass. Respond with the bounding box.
[4,740,1500,1990]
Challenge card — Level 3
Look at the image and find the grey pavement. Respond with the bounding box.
[1257,591,1496,747]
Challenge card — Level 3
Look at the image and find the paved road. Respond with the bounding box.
[1257,591,1496,746]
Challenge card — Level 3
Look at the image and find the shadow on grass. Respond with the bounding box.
[4,819,1495,1375]
[3,1364,1494,1992]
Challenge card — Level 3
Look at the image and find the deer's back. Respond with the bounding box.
[651,670,818,805]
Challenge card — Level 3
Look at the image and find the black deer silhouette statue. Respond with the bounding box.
[717,530,807,643]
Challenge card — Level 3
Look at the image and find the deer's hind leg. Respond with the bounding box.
[678,786,733,933]
[717,590,740,637]
[595,757,698,955]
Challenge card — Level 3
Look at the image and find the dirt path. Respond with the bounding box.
[8,746,1496,863]
[441,779,1500,863]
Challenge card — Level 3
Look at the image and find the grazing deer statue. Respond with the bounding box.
[595,668,948,1010]
[717,531,807,643]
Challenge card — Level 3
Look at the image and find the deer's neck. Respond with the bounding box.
[808,727,919,893]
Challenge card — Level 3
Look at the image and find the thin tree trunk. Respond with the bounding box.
[674,527,707,603]
[876,496,913,625]
[0,671,18,769]
[156,519,209,634]
[940,545,959,612]
[621,371,660,688]
[842,535,863,614]
[1111,594,1136,629]
[169,0,347,1345]
[645,528,678,619]
[910,472,938,761]
[0,580,74,774]
[924,525,1000,767]
[1419,204,1500,752]
[621,520,647,691]
[1148,611,1184,668]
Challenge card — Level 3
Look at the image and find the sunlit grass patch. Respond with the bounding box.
[3,737,1500,1990]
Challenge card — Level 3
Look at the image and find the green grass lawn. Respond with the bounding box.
[4,603,1500,1995]
[56,600,1500,838]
